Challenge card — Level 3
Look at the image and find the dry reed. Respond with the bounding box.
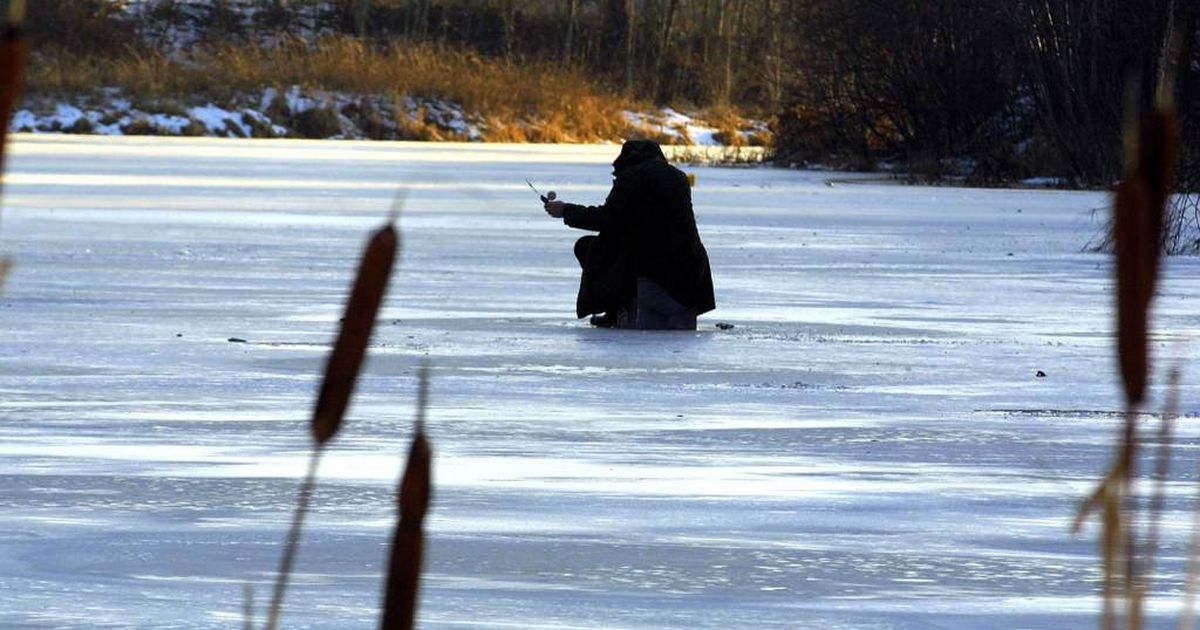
[264,445,322,630]
[312,218,399,443]
[243,583,255,630]
[1075,74,1178,630]
[25,36,635,143]
[1140,367,1180,616]
[264,211,401,630]
[1182,388,1200,629]
[0,1,27,286]
[380,364,432,630]
[0,3,28,188]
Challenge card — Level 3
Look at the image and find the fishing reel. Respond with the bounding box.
[526,180,556,204]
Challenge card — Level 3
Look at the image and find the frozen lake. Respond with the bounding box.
[1,135,1199,629]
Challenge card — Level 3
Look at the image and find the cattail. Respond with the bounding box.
[266,214,401,630]
[1077,75,1179,630]
[0,1,28,182]
[1113,82,1175,406]
[381,365,432,630]
[1114,175,1153,405]
[312,221,399,444]
[1138,110,1178,250]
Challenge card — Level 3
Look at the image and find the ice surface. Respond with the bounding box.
[1,135,1199,629]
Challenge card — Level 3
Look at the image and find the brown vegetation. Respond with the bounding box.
[25,36,636,143]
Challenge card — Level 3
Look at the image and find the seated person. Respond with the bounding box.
[543,140,715,329]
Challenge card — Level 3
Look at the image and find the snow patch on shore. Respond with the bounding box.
[624,108,768,147]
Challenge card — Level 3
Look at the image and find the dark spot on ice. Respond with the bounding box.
[228,337,247,343]
[716,322,735,330]
[176,333,183,338]
[1035,370,1046,378]
[1006,252,1014,257]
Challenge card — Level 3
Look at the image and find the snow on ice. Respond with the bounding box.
[0,135,1199,629]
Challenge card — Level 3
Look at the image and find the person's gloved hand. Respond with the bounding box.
[544,200,565,218]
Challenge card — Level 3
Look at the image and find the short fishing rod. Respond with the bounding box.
[526,179,556,204]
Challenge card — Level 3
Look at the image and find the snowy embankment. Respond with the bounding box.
[1,135,1198,629]
[12,87,477,140]
[11,88,768,158]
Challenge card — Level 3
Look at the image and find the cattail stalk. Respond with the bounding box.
[265,217,400,630]
[1133,368,1179,624]
[264,449,322,630]
[1180,374,1200,630]
[381,365,432,630]
[243,583,255,630]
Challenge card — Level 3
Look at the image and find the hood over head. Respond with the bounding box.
[612,140,666,174]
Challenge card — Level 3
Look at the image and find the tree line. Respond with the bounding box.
[772,0,1199,188]
[24,0,1200,188]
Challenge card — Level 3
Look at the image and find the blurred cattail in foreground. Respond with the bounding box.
[0,0,26,176]
[265,214,400,630]
[1075,74,1178,630]
[380,364,433,630]
[0,0,27,289]
[0,257,11,292]
[312,219,399,444]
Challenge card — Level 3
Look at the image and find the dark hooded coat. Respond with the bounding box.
[562,140,716,318]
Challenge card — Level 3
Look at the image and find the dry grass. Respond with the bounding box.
[25,36,634,143]
[705,105,751,148]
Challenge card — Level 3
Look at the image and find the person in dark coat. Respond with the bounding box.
[543,140,716,329]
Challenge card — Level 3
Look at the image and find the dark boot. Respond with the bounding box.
[589,312,618,328]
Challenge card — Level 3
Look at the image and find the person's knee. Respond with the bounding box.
[574,236,595,265]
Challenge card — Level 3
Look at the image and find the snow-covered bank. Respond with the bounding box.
[1,135,1198,629]
[12,87,478,141]
[12,89,769,161]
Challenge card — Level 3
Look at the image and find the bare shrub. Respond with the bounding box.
[291,105,342,139]
[24,0,133,55]
[120,117,165,136]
